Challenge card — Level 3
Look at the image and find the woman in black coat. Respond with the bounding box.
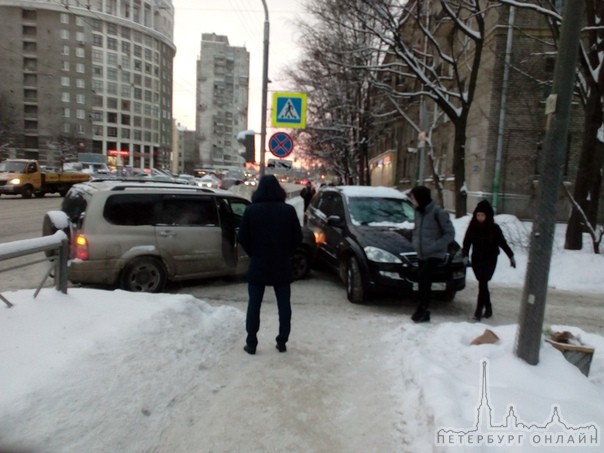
[237,175,302,354]
[462,200,515,321]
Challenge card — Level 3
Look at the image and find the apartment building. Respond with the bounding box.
[196,33,249,168]
[0,0,175,170]
[369,3,586,220]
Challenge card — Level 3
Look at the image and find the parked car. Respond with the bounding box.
[42,180,312,292]
[198,174,222,189]
[304,185,466,303]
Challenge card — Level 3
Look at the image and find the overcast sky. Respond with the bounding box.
[171,0,308,133]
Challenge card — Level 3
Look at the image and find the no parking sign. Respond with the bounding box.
[268,132,294,158]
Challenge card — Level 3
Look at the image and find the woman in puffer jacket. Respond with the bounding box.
[462,200,515,321]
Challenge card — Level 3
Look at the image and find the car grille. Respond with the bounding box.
[400,252,418,267]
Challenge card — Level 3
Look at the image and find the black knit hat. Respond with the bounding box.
[410,185,432,209]
[474,199,494,219]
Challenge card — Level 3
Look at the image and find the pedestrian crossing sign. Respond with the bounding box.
[272,92,307,129]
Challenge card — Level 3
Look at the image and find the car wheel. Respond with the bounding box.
[346,255,365,304]
[21,185,33,199]
[292,246,310,280]
[42,211,72,257]
[120,257,167,293]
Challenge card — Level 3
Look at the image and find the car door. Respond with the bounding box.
[307,191,346,268]
[217,196,250,273]
[155,194,223,277]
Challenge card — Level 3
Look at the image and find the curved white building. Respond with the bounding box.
[0,0,175,170]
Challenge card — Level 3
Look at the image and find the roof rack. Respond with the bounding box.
[109,184,215,193]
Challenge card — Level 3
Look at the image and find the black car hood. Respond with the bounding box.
[349,225,414,254]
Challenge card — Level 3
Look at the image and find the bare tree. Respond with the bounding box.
[286,0,389,185]
[335,0,493,217]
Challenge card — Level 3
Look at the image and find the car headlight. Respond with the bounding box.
[364,246,402,263]
[9,178,21,185]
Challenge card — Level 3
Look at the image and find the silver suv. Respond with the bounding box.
[43,180,251,292]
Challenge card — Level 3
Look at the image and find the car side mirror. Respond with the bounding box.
[327,215,344,228]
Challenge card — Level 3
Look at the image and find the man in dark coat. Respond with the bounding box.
[462,199,515,320]
[237,175,303,354]
[409,185,455,323]
[300,181,316,211]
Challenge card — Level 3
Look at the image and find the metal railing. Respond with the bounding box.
[0,231,69,307]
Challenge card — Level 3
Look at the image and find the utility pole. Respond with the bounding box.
[515,0,585,365]
[259,0,270,177]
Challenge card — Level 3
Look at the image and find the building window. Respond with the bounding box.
[107,22,118,35]
[121,71,131,83]
[76,17,85,27]
[91,111,103,121]
[107,97,118,109]
[63,123,71,133]
[23,58,37,71]
[76,109,86,120]
[92,80,103,94]
[62,61,70,71]
[76,94,85,104]
[107,127,118,137]
[93,65,103,77]
[107,68,118,80]
[93,34,103,47]
[121,128,130,139]
[61,76,70,87]
[63,108,70,118]
[76,79,85,89]
[76,48,85,58]
[107,37,118,51]
[107,82,118,95]
[62,92,70,102]
[76,63,85,74]
[92,50,103,63]
[23,26,36,37]
[121,84,131,97]
[121,55,131,69]
[76,32,85,43]
[60,13,69,24]
[61,29,70,40]
[61,45,69,56]
[122,41,131,54]
[93,125,103,136]
[107,53,118,65]
[23,41,37,53]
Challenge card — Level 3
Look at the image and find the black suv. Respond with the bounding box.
[304,185,466,303]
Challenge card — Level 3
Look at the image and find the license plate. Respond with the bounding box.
[412,282,446,291]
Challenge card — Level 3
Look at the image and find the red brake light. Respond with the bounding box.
[74,234,89,260]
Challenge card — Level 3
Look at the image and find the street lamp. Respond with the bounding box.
[259,0,270,177]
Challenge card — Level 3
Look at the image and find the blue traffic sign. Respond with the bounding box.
[272,92,307,128]
[268,132,294,158]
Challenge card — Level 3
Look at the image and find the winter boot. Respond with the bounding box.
[484,303,493,319]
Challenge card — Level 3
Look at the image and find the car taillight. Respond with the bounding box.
[74,234,89,260]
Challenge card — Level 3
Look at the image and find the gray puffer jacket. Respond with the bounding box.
[412,201,455,260]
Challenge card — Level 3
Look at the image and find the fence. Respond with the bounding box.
[0,231,69,307]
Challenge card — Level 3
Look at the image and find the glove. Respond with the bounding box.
[510,256,516,268]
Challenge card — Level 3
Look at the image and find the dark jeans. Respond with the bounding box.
[246,283,291,347]
[472,261,496,316]
[417,258,442,310]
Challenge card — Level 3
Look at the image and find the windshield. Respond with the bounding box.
[348,197,415,227]
[0,161,27,173]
